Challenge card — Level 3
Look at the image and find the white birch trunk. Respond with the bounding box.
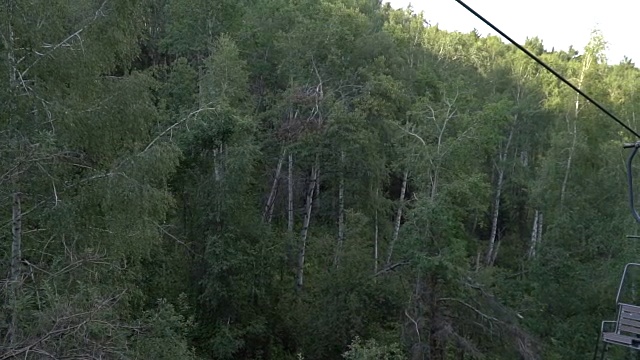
[491,238,501,265]
[485,167,504,266]
[263,149,285,223]
[485,125,514,266]
[560,117,577,207]
[528,210,539,259]
[561,55,591,207]
[296,162,319,289]
[387,170,408,265]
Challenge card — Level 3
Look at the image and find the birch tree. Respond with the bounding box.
[0,0,195,357]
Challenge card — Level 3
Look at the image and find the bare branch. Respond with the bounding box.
[0,201,45,231]
[405,310,421,343]
[394,122,426,145]
[21,1,109,79]
[438,297,503,324]
[142,106,218,154]
[1,287,128,360]
[155,222,201,258]
[374,261,409,277]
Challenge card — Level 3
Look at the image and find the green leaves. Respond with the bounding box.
[6,0,640,359]
[343,337,405,360]
[131,297,199,359]
[201,35,250,107]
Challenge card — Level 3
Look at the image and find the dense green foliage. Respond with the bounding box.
[2,0,640,359]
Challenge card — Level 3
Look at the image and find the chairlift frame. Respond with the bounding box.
[594,144,640,359]
[594,263,640,359]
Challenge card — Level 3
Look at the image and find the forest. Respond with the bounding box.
[3,0,640,359]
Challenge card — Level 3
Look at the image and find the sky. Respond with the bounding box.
[386,0,639,64]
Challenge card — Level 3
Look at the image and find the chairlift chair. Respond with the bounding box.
[594,144,640,359]
[594,264,640,359]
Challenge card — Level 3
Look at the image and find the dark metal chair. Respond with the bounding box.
[594,263,640,359]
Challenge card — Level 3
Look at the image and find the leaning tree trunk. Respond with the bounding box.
[491,237,501,265]
[296,161,319,289]
[263,148,286,224]
[485,124,514,266]
[559,116,577,208]
[387,170,408,265]
[485,166,504,266]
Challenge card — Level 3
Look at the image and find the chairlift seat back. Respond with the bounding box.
[603,303,640,347]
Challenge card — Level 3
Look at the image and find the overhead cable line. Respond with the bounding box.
[452,0,640,139]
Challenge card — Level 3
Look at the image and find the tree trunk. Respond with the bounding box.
[6,1,17,90]
[537,212,543,253]
[374,208,379,275]
[408,275,423,360]
[8,192,22,345]
[430,167,439,201]
[213,144,223,182]
[263,148,286,224]
[387,170,408,265]
[212,144,223,226]
[296,161,319,289]
[528,210,539,259]
[561,54,591,207]
[427,274,445,360]
[560,115,577,208]
[485,167,504,266]
[334,152,345,267]
[315,166,321,211]
[287,153,294,234]
[491,237,501,265]
[485,124,514,266]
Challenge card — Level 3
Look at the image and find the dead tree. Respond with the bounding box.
[263,148,286,224]
[485,122,515,266]
[387,170,408,265]
[296,161,319,289]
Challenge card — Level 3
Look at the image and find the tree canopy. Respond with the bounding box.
[2,1,640,359]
